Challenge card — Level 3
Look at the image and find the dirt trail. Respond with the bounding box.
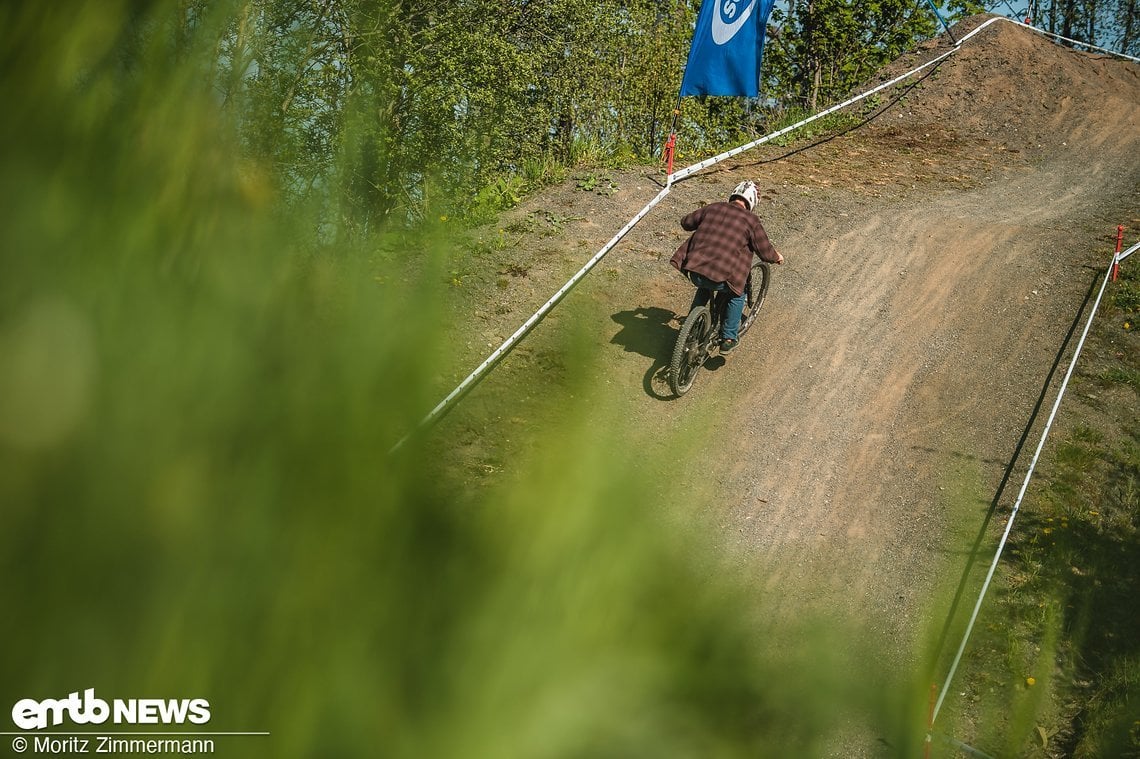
[673,159,1133,647]
[545,20,1140,659]
[431,16,1140,735]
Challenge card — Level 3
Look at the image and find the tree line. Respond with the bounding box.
[1028,0,1140,52]
[192,0,1135,234]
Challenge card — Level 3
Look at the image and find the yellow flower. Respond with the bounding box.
[1027,677,1037,686]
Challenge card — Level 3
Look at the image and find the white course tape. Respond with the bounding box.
[394,49,961,448]
[670,48,956,183]
[395,15,1137,449]
[389,186,672,452]
[931,248,1120,724]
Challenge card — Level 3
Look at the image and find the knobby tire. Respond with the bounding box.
[670,305,712,396]
[739,260,770,337]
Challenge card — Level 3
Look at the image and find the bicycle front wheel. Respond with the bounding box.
[739,260,771,337]
[670,305,713,396]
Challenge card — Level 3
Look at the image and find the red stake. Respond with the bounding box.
[663,132,677,178]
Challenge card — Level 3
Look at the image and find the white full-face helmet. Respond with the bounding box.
[729,180,758,211]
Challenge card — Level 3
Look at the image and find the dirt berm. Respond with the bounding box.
[429,13,1140,750]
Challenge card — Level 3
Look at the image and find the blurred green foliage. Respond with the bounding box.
[0,2,933,756]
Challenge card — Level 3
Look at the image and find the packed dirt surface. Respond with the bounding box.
[427,15,1140,753]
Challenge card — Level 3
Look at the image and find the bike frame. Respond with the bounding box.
[668,260,770,397]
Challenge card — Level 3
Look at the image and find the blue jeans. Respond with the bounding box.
[687,272,745,341]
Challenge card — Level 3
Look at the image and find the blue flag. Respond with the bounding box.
[679,0,776,97]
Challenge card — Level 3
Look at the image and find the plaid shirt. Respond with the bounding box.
[669,201,780,296]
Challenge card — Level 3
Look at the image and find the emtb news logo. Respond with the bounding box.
[11,689,210,730]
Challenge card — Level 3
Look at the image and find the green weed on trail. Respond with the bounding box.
[0,3,925,756]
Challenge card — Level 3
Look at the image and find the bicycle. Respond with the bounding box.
[668,257,771,397]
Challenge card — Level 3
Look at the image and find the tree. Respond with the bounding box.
[767,0,984,111]
[1118,0,1139,52]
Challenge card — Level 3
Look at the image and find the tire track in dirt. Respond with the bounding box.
[653,154,1139,662]
[432,18,1140,727]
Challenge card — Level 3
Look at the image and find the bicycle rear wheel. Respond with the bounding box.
[669,305,712,396]
[738,260,771,337]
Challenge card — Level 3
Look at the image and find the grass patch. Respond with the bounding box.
[764,107,864,147]
[1096,365,1140,392]
[575,171,619,196]
[938,265,1140,756]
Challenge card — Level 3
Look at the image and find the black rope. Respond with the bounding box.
[928,267,1101,675]
[732,55,951,170]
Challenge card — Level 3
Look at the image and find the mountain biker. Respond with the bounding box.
[669,180,784,354]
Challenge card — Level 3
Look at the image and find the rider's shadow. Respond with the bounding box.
[611,306,723,400]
